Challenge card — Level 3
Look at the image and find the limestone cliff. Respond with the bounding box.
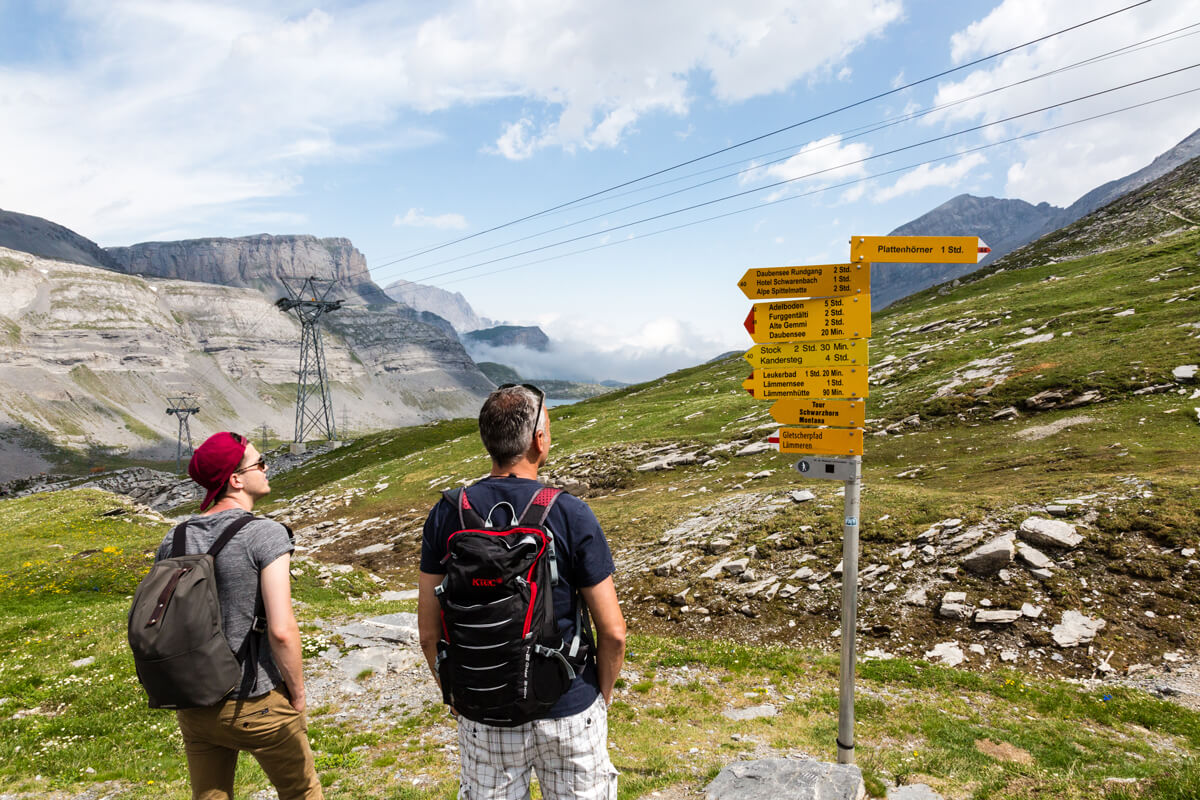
[106,234,392,305]
[0,246,492,480]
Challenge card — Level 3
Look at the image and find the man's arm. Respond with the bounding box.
[417,571,444,684]
[579,576,626,704]
[261,554,306,712]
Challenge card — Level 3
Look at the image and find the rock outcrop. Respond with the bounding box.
[463,324,551,351]
[384,280,494,332]
[106,234,391,305]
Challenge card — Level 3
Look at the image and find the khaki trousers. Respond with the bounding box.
[176,688,323,800]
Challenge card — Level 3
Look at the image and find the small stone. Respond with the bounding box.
[969,644,986,656]
[70,657,95,668]
[1046,504,1071,517]
[707,539,733,555]
[790,489,816,503]
[1021,603,1043,619]
[1029,568,1054,580]
[670,589,690,606]
[1114,308,1135,317]
[722,703,778,721]
[903,586,928,606]
[1025,390,1064,410]
[991,406,1020,421]
[975,609,1022,625]
[736,441,772,457]
[925,642,966,667]
[1000,649,1019,663]
[749,470,773,480]
[722,559,750,576]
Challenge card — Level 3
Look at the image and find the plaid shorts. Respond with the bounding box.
[457,694,618,800]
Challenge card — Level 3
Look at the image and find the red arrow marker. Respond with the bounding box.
[742,373,756,397]
[744,308,756,336]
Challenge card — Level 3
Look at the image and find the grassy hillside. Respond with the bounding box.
[1,489,1198,799]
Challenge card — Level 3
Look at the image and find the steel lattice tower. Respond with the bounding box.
[276,277,342,448]
[165,396,200,474]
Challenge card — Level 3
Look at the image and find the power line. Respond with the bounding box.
[376,22,1200,284]
[427,84,1200,287]
[391,62,1200,287]
[370,0,1154,270]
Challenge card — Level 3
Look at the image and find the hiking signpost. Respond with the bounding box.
[737,234,987,766]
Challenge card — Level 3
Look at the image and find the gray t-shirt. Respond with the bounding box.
[155,509,294,698]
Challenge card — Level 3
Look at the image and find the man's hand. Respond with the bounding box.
[580,576,626,704]
[417,571,445,685]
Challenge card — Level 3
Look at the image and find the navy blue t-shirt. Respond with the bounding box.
[420,476,615,719]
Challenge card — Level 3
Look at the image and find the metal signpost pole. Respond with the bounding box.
[837,455,862,765]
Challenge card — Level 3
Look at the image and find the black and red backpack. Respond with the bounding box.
[434,486,589,726]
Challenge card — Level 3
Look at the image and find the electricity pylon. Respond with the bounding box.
[165,396,200,474]
[276,277,342,450]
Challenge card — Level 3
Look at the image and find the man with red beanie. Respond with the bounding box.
[155,431,323,799]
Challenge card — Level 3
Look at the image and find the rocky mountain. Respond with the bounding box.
[871,195,1061,309]
[463,324,550,351]
[107,234,392,305]
[383,280,494,332]
[874,125,1200,308]
[0,241,492,481]
[0,208,122,270]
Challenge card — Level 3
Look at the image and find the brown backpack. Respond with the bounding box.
[127,513,264,709]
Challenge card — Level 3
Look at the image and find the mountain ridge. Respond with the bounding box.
[875,125,1200,307]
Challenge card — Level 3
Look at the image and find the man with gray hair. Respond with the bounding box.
[418,383,626,799]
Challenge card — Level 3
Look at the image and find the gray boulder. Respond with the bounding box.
[961,535,1015,575]
[1019,517,1083,549]
[974,609,1022,625]
[1016,544,1054,570]
[1052,610,1106,647]
[706,758,865,800]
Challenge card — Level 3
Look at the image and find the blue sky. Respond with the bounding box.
[2,0,1199,382]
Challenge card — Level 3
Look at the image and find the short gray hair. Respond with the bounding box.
[479,385,544,466]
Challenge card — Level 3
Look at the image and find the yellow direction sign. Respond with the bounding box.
[743,339,868,370]
[742,366,868,399]
[850,235,991,264]
[769,426,863,456]
[737,263,869,300]
[770,398,865,428]
[744,295,870,344]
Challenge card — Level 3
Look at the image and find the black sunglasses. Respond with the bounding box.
[498,383,545,438]
[234,457,267,474]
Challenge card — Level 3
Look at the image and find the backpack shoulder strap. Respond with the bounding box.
[441,488,487,530]
[206,513,258,558]
[517,487,563,527]
[169,521,191,558]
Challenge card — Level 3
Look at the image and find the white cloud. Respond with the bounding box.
[0,1,904,242]
[394,208,469,230]
[464,315,734,383]
[741,134,874,201]
[874,153,986,202]
[930,0,1200,205]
